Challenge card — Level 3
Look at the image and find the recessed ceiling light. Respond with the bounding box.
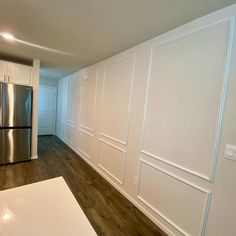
[2,32,15,41]
[2,213,11,221]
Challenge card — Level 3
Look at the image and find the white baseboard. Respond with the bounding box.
[31,155,38,160]
[56,135,174,236]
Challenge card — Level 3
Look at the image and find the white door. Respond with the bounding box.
[38,85,57,135]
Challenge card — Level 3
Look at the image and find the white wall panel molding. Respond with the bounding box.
[150,17,234,51]
[79,68,98,132]
[98,138,127,185]
[64,137,74,147]
[56,118,64,138]
[76,146,92,160]
[76,129,93,159]
[140,150,211,181]
[141,17,235,182]
[66,119,76,127]
[64,122,77,147]
[137,159,211,236]
[56,135,174,235]
[99,133,127,146]
[58,77,68,120]
[100,53,136,145]
[65,121,76,128]
[80,124,94,132]
[66,73,79,126]
[78,128,94,137]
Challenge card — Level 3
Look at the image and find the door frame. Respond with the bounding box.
[38,85,57,135]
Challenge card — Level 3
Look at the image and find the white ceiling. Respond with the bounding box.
[0,0,236,79]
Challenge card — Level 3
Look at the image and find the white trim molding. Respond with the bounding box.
[141,17,235,182]
[99,53,136,146]
[78,128,94,137]
[98,138,127,185]
[78,67,98,132]
[137,159,212,236]
[56,134,175,235]
[76,147,92,160]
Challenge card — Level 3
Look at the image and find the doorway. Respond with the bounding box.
[38,85,57,135]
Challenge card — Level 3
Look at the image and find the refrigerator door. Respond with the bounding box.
[0,128,31,164]
[2,83,32,128]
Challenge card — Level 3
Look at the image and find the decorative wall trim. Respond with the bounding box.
[56,120,63,137]
[100,132,127,145]
[56,118,65,138]
[99,138,127,153]
[64,137,74,147]
[78,68,98,132]
[77,147,92,160]
[141,17,235,182]
[137,159,212,236]
[65,121,76,128]
[79,124,94,132]
[76,129,93,159]
[98,138,127,185]
[141,150,210,181]
[97,164,124,185]
[66,74,78,126]
[56,130,63,138]
[79,128,94,137]
[100,53,136,145]
[56,134,174,236]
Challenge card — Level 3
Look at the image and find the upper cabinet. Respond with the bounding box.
[0,60,8,82]
[0,60,32,86]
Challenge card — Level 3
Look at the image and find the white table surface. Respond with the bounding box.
[0,177,97,236]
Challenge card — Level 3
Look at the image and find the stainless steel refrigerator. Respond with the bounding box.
[0,83,32,164]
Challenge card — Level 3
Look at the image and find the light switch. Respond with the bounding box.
[224,144,236,161]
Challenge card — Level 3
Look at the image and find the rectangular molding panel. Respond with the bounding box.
[138,160,211,236]
[142,19,234,181]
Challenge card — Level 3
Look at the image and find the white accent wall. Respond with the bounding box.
[56,5,236,236]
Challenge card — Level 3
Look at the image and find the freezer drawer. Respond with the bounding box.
[2,83,32,127]
[0,128,31,164]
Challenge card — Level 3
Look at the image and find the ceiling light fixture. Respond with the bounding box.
[2,213,11,221]
[1,32,15,41]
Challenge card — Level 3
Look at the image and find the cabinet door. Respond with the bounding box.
[8,62,32,85]
[0,60,8,82]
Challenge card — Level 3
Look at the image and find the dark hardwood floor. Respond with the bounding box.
[0,135,167,236]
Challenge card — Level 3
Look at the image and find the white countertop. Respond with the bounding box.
[0,177,97,236]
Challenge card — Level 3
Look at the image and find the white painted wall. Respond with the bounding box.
[31,59,40,159]
[56,5,236,236]
[39,76,58,88]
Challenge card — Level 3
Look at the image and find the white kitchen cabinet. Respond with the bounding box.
[0,60,32,85]
[0,60,8,82]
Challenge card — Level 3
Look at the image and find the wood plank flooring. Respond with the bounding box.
[0,135,167,236]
